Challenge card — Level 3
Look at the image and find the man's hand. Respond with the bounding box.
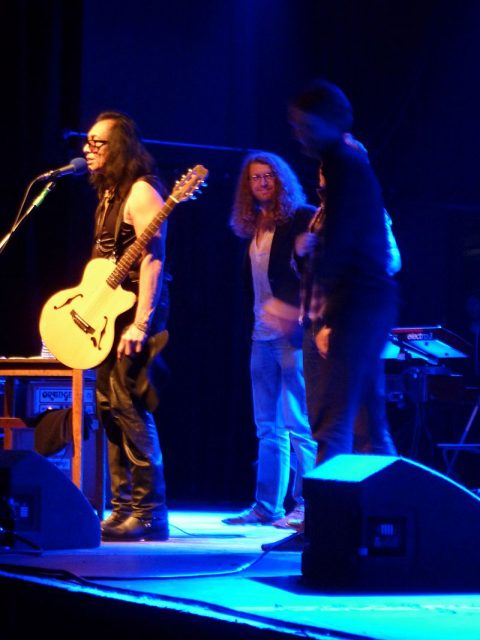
[315,325,331,358]
[295,231,319,257]
[262,297,300,337]
[117,324,148,359]
[344,132,368,155]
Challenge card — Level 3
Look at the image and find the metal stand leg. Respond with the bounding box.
[405,366,429,460]
[446,394,480,477]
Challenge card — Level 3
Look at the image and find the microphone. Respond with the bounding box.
[36,157,88,182]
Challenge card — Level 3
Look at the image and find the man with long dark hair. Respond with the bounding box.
[223,152,317,530]
[83,111,169,541]
[295,161,400,462]
[289,80,398,465]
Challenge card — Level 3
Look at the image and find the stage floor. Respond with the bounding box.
[1,508,480,639]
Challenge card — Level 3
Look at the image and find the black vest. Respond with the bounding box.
[92,176,170,332]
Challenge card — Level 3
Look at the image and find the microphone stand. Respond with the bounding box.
[24,180,56,215]
[0,179,56,254]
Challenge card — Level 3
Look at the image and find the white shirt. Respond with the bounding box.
[249,231,285,340]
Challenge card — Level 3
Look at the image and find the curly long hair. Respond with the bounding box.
[230,152,307,239]
[89,110,163,200]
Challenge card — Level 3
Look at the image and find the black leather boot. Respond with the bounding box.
[100,511,130,536]
[101,515,169,542]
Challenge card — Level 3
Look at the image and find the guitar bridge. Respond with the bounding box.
[71,310,94,335]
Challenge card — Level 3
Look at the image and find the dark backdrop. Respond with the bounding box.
[2,0,480,503]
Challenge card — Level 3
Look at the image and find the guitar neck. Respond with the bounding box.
[106,195,177,289]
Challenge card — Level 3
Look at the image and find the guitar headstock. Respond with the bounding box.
[171,165,208,203]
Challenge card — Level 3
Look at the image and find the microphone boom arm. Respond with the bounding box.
[0,180,56,255]
[24,180,56,215]
[0,157,86,256]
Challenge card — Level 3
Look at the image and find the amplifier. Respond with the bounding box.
[26,381,96,420]
[25,376,98,429]
[1,375,100,507]
[0,371,101,514]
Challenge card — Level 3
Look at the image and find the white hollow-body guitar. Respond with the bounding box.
[39,165,208,369]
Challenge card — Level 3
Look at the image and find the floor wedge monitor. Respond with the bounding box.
[302,454,480,591]
[0,450,100,551]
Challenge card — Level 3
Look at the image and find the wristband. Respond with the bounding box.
[134,321,149,334]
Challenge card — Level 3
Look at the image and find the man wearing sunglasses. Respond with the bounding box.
[83,111,170,542]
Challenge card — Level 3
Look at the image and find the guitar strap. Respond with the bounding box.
[113,198,127,263]
[92,187,118,260]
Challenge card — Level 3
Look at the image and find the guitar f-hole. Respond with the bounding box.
[91,316,108,351]
[54,293,83,310]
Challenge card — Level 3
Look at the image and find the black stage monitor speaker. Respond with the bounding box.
[302,454,480,592]
[0,450,101,551]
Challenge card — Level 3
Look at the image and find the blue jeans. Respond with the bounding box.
[250,337,317,519]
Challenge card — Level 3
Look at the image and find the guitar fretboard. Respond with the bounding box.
[106,196,176,289]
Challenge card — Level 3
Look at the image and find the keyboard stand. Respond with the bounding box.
[437,393,480,478]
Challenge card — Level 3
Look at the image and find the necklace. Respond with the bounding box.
[95,188,116,241]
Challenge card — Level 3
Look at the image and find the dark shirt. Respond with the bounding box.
[313,142,396,326]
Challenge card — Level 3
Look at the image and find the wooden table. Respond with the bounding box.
[0,357,104,517]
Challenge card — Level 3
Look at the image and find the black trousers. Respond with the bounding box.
[95,348,168,519]
[302,295,398,464]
